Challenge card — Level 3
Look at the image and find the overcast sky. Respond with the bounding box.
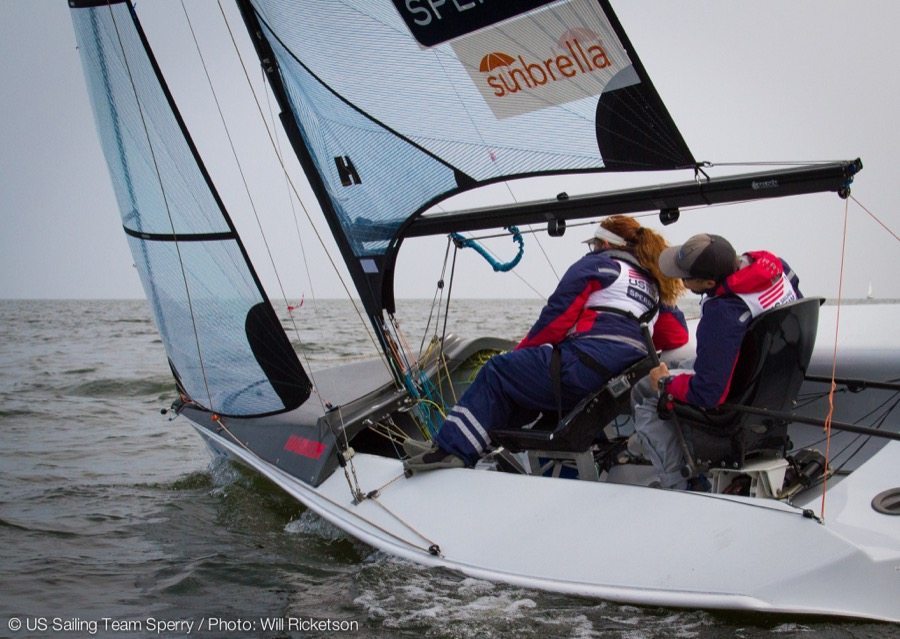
[1,1,897,302]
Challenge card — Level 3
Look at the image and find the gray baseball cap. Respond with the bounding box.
[658,234,737,281]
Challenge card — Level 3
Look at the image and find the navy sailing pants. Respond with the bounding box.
[434,338,645,465]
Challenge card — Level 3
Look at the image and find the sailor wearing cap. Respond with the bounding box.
[630,233,802,489]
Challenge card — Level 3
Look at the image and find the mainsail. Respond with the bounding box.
[71,1,311,416]
[236,0,695,318]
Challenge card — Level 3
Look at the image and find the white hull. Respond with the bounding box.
[194,424,900,622]
[187,304,900,622]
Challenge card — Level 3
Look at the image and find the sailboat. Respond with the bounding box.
[69,0,899,622]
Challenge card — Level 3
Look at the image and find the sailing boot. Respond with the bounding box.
[404,447,466,475]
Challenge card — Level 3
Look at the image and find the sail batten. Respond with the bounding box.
[71,1,312,416]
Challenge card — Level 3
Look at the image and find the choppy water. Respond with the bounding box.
[1,298,896,639]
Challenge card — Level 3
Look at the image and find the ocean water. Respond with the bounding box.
[0,298,896,639]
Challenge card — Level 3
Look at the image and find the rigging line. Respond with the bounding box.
[256,65,340,410]
[503,183,561,282]
[210,413,255,456]
[415,397,447,420]
[386,318,431,429]
[820,198,851,522]
[366,418,412,445]
[180,0,322,396]
[366,493,442,556]
[680,487,822,521]
[331,405,365,501]
[211,413,439,554]
[181,1,287,297]
[418,336,457,408]
[106,3,214,411]
[439,245,460,365]
[392,325,445,431]
[424,238,456,415]
[388,314,418,375]
[419,238,453,356]
[705,160,843,167]
[215,1,392,378]
[182,0,335,415]
[798,392,900,464]
[830,405,898,474]
[260,64,319,310]
[850,195,900,243]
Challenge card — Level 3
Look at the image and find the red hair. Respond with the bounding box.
[599,216,684,305]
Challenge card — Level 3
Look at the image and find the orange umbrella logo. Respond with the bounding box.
[479,51,515,72]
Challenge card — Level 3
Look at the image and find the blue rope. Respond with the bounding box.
[401,369,443,436]
[450,226,524,272]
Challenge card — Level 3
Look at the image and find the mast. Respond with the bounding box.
[235,0,400,371]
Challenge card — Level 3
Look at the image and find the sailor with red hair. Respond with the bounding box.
[405,216,688,473]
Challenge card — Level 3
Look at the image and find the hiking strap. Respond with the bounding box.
[549,346,613,424]
[587,302,660,325]
[575,350,613,378]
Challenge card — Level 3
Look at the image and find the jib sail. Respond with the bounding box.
[70,1,311,416]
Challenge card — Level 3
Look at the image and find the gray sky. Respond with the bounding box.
[1,1,898,302]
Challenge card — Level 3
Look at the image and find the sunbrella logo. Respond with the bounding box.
[449,0,635,119]
[478,30,611,98]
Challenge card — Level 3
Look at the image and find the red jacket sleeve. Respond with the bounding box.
[652,305,688,351]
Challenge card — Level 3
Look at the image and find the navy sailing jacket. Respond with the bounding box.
[516,249,688,353]
[666,251,802,408]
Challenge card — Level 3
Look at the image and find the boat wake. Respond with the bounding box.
[351,555,724,639]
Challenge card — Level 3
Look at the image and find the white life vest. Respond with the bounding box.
[735,271,797,319]
[585,257,659,321]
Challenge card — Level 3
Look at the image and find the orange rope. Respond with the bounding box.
[820,199,851,521]
[850,195,900,243]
